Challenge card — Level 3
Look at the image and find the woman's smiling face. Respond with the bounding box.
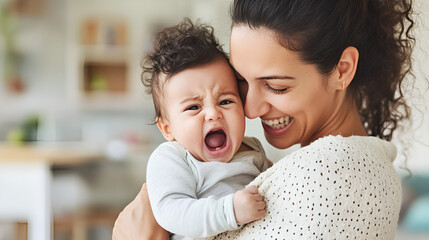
[230,26,341,149]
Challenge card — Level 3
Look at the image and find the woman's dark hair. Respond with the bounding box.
[232,0,415,141]
[142,18,228,120]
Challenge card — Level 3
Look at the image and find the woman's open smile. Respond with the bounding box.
[261,116,294,136]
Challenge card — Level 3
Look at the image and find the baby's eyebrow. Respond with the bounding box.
[180,96,200,104]
[218,90,239,97]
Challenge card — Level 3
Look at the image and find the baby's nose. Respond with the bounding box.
[205,107,222,121]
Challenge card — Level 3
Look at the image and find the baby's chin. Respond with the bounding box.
[198,151,230,163]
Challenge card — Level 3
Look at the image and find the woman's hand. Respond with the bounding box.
[112,183,169,240]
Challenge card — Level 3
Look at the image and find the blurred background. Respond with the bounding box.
[0,0,428,239]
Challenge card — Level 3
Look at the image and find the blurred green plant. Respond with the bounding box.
[90,73,108,91]
[7,115,39,145]
[0,1,23,92]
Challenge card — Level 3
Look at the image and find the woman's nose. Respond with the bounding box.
[205,107,222,121]
[244,86,269,119]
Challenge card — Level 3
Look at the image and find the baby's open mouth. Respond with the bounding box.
[205,129,227,151]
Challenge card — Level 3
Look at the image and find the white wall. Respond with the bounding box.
[393,0,429,174]
[0,0,234,144]
[0,0,427,170]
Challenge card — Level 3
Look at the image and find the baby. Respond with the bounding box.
[143,19,272,239]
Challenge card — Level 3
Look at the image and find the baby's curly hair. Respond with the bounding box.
[142,18,228,120]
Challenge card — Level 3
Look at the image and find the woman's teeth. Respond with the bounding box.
[262,116,293,129]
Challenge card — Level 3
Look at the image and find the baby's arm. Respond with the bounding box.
[147,143,263,238]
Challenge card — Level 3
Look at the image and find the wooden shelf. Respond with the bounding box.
[83,61,128,94]
[67,16,148,111]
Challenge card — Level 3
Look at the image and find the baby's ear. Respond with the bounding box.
[156,117,175,141]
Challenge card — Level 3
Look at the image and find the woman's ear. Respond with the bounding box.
[156,117,175,141]
[335,46,359,90]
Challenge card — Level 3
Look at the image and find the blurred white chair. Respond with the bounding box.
[0,162,51,240]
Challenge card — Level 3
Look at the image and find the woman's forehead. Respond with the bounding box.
[230,27,305,79]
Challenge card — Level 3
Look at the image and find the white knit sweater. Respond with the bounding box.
[204,135,401,240]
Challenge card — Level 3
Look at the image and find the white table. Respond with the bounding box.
[0,162,51,240]
[0,143,103,240]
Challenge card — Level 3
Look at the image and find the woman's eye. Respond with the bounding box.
[219,100,233,105]
[265,83,287,94]
[186,105,200,111]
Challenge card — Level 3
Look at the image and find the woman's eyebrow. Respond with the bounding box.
[257,75,295,80]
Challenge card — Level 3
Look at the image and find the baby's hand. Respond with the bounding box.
[233,185,266,225]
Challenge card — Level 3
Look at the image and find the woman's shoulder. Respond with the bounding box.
[299,135,396,161]
[262,135,400,190]
[209,135,402,239]
[274,135,397,170]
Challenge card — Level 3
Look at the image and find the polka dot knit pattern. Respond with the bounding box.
[203,135,401,240]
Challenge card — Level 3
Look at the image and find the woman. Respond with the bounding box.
[113,0,415,239]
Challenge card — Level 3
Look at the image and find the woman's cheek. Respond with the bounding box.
[274,95,298,113]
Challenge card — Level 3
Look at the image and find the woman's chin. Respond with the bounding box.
[265,134,295,149]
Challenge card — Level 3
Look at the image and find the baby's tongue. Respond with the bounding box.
[205,132,226,148]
